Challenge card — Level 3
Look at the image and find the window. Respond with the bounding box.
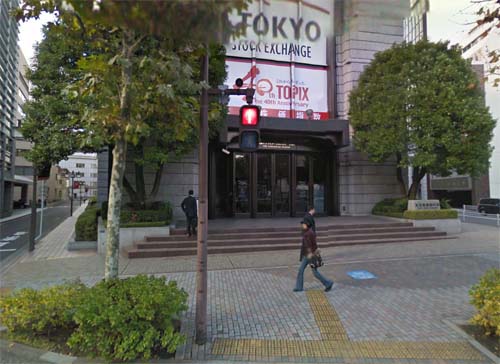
[79,172,85,177]
[76,163,85,168]
[91,173,98,178]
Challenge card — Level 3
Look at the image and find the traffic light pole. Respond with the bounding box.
[195,46,209,345]
[28,170,37,252]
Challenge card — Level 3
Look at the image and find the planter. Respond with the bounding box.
[97,217,170,254]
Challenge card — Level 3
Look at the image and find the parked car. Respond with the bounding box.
[477,198,500,214]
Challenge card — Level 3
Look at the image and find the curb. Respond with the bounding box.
[0,338,76,364]
[442,319,499,363]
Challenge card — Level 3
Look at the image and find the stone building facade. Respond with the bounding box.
[98,0,411,222]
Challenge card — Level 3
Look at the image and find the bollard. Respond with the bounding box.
[462,204,466,223]
[497,214,499,227]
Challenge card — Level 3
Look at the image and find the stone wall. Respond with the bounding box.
[335,0,409,215]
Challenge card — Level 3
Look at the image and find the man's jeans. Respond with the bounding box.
[294,258,333,291]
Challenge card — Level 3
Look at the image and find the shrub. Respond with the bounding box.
[88,196,97,206]
[101,200,108,219]
[403,209,457,219]
[470,269,500,336]
[440,198,451,209]
[372,198,408,217]
[120,201,173,225]
[67,275,188,361]
[75,205,100,241]
[0,282,87,337]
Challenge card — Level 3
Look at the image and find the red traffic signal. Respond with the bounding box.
[73,181,80,189]
[240,105,260,126]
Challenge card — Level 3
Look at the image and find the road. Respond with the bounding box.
[0,201,71,263]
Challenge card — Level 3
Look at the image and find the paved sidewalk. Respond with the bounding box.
[0,221,498,363]
[19,203,95,262]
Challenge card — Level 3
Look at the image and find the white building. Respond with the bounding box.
[58,153,98,200]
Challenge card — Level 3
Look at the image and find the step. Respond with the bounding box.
[169,222,414,235]
[135,231,447,250]
[150,225,428,241]
[127,235,455,258]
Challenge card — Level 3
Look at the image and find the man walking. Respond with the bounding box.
[181,190,197,237]
[293,220,333,292]
[302,206,316,233]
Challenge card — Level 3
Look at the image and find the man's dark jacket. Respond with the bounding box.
[302,212,316,233]
[181,196,197,218]
[300,228,318,261]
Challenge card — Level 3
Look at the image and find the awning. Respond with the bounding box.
[13,175,33,185]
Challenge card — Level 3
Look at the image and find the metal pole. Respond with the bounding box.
[195,46,209,345]
[28,171,37,251]
[35,180,44,240]
[497,213,499,227]
[70,175,74,216]
[462,204,465,223]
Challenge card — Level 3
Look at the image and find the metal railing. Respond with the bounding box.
[460,205,500,226]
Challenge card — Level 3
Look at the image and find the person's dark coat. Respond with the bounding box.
[300,228,318,261]
[302,212,316,233]
[181,196,197,218]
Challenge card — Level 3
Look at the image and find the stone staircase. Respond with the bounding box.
[126,222,452,259]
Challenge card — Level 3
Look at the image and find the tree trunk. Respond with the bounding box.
[396,153,407,197]
[134,145,146,208]
[407,166,426,201]
[104,136,127,279]
[148,163,164,201]
[104,30,134,280]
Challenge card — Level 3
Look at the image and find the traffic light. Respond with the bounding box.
[239,105,260,151]
[240,105,260,126]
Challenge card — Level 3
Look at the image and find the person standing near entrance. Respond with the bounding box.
[294,220,333,292]
[303,206,316,233]
[181,190,197,237]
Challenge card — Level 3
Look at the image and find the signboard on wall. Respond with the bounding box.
[226,58,329,120]
[226,0,332,65]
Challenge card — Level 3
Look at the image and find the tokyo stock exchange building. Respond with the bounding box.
[97,0,411,221]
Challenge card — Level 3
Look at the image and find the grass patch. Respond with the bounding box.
[459,324,499,356]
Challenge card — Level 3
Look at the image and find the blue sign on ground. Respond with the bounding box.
[347,270,377,280]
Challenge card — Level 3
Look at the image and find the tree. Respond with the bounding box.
[349,40,496,200]
[473,0,499,86]
[16,0,245,279]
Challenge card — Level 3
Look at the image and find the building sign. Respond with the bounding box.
[226,0,332,65]
[430,176,472,191]
[407,200,440,211]
[226,59,329,120]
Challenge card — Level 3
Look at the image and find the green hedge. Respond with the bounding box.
[75,205,100,241]
[372,198,408,217]
[469,269,500,336]
[403,209,457,219]
[101,201,172,225]
[0,276,188,362]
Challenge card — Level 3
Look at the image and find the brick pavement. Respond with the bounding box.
[0,221,497,363]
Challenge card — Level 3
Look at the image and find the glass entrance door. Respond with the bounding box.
[274,154,290,215]
[256,154,272,215]
[294,155,310,215]
[234,153,250,216]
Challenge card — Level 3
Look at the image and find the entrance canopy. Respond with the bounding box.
[223,115,350,148]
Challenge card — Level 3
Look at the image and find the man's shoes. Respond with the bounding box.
[293,288,303,292]
[324,283,334,292]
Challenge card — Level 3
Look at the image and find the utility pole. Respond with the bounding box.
[28,169,37,251]
[195,45,209,345]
